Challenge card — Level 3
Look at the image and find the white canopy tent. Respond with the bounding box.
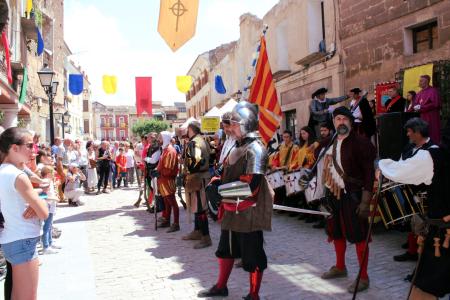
[180,117,198,128]
[219,98,237,115]
[204,106,221,117]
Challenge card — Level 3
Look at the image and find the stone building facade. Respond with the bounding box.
[338,0,450,107]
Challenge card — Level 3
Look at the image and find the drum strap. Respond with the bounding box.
[283,145,294,167]
[331,139,363,186]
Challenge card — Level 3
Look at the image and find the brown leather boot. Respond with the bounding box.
[193,235,212,249]
[182,230,202,240]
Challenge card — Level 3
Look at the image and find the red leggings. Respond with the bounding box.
[334,238,369,280]
[163,194,179,224]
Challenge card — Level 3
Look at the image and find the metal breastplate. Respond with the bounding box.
[227,138,267,175]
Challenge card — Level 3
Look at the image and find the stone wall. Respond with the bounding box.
[339,0,450,93]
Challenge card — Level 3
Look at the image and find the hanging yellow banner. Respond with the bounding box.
[103,75,117,94]
[176,75,192,93]
[201,116,220,133]
[402,63,433,96]
[158,0,199,52]
[26,0,33,16]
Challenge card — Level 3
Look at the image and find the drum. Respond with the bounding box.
[283,170,303,196]
[378,182,421,228]
[267,170,285,190]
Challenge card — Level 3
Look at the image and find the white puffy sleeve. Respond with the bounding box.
[378,149,434,185]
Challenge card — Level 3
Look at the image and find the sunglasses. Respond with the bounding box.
[20,142,34,150]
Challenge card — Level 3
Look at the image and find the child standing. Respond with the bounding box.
[115,148,128,188]
[40,166,61,255]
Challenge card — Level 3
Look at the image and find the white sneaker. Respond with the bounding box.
[50,244,62,250]
[41,248,58,255]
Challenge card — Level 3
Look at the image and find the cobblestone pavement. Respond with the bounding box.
[31,186,417,300]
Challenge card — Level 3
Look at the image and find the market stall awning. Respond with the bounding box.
[204,106,221,117]
[219,98,237,115]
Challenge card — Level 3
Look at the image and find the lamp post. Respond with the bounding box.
[37,66,58,145]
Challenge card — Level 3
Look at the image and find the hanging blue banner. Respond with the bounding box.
[69,74,84,95]
[215,75,226,94]
[36,27,44,56]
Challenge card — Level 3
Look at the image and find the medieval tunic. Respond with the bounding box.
[414,86,442,144]
[157,144,178,197]
[323,132,376,243]
[385,95,406,113]
[183,134,211,214]
[350,97,376,138]
[379,144,450,297]
[216,138,273,272]
[268,142,298,171]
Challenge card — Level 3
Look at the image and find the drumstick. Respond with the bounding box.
[433,237,441,257]
[443,229,450,249]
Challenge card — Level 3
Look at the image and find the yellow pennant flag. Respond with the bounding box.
[103,75,117,94]
[402,63,433,96]
[158,0,199,52]
[26,0,33,16]
[176,75,192,93]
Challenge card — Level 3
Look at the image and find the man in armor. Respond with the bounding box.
[319,106,376,293]
[181,121,212,249]
[198,101,273,300]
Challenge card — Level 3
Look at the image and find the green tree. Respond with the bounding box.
[131,118,169,137]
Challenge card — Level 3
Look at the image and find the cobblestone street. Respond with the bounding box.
[32,187,415,300]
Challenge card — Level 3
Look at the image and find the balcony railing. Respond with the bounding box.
[120,123,127,128]
[100,122,115,128]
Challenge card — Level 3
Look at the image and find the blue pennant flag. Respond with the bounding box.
[215,75,226,94]
[69,74,84,95]
[36,27,44,56]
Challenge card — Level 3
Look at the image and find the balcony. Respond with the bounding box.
[20,17,38,41]
[100,122,115,128]
[119,123,127,128]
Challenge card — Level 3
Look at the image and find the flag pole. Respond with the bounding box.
[242,25,269,101]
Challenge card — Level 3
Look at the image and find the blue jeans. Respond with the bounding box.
[2,237,39,265]
[42,213,54,249]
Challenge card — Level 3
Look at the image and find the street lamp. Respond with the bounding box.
[37,66,57,145]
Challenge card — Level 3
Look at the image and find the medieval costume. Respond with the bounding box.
[268,140,298,206]
[144,138,161,213]
[156,131,180,233]
[349,88,376,139]
[413,83,441,144]
[198,101,273,300]
[182,121,212,249]
[309,87,347,137]
[385,95,407,113]
[379,120,450,298]
[320,107,376,293]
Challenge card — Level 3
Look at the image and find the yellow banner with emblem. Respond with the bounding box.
[201,117,220,133]
[158,0,199,52]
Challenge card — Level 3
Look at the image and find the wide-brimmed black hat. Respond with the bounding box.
[312,87,328,99]
[332,106,354,121]
[350,87,362,94]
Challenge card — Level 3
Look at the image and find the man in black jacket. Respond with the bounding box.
[349,88,376,139]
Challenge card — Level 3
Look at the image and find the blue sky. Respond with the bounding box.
[64,0,279,106]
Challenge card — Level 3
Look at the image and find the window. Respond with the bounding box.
[413,21,438,53]
[83,100,89,112]
[84,120,90,134]
[120,130,126,139]
[101,117,105,127]
[285,110,297,138]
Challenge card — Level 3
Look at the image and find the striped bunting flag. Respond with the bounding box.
[248,36,282,144]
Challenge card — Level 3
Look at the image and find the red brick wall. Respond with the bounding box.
[115,115,129,139]
[339,0,450,93]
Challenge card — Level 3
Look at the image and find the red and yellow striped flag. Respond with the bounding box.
[249,36,282,144]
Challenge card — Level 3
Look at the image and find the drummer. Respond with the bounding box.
[378,118,450,299]
[268,130,299,205]
[289,127,317,220]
